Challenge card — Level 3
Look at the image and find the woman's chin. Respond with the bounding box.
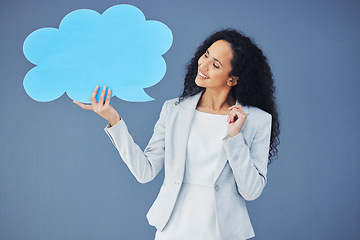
[195,77,207,88]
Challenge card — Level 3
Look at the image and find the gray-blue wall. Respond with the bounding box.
[1,0,359,239]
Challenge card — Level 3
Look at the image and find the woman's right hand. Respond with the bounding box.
[73,85,121,127]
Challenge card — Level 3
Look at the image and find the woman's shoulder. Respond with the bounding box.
[248,106,271,117]
[247,106,272,126]
[158,97,182,115]
[163,94,199,109]
[164,97,180,106]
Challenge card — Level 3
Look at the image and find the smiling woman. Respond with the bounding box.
[74,28,280,240]
[195,40,238,93]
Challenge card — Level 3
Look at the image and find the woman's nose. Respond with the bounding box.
[200,59,210,71]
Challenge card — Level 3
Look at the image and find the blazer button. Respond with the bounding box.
[215,185,219,191]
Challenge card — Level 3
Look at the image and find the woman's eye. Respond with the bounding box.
[213,63,219,68]
[204,54,208,58]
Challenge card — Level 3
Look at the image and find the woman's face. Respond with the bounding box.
[195,40,237,90]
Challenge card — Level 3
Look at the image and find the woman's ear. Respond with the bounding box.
[228,77,239,87]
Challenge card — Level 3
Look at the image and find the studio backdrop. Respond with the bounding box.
[1,0,359,239]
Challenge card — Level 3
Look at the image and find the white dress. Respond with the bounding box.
[155,110,228,240]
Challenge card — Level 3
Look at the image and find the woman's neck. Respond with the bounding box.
[196,88,235,114]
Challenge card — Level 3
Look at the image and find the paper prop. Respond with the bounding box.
[23,4,173,103]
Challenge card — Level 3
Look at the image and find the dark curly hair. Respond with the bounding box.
[178,28,280,165]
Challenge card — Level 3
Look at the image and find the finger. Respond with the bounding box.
[73,100,93,110]
[228,105,243,111]
[228,109,236,123]
[90,85,99,105]
[228,108,234,122]
[99,85,107,103]
[228,109,240,123]
[104,88,111,108]
[229,106,244,117]
[228,108,236,123]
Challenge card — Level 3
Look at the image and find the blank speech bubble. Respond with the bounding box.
[23,4,173,103]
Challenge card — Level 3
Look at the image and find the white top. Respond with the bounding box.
[155,110,228,240]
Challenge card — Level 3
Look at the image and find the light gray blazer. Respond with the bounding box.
[104,92,272,240]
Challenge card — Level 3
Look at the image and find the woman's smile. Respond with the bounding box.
[197,69,210,79]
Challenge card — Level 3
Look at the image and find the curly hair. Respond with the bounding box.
[177,28,280,165]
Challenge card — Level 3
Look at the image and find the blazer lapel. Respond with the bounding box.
[175,92,203,180]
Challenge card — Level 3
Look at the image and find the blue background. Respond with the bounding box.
[1,0,360,239]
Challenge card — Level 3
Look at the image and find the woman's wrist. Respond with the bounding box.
[108,117,121,127]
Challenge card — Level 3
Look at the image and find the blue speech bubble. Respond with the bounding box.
[23,4,173,103]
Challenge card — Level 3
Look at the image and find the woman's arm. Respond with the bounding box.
[223,113,272,201]
[74,85,167,183]
[104,101,167,183]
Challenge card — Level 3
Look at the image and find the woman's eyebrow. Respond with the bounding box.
[206,49,223,67]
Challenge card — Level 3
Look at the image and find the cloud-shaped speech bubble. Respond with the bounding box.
[23,4,173,103]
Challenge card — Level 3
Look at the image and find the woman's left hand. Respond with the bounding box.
[227,105,247,138]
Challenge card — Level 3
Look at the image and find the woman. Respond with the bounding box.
[74,29,280,240]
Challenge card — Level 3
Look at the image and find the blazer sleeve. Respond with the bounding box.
[104,101,167,183]
[222,113,272,201]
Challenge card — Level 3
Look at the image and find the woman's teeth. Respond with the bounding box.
[199,72,209,79]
